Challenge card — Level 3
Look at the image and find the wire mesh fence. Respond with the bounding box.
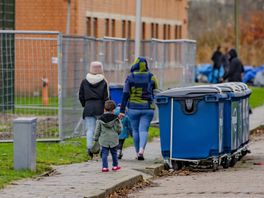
[0,31,60,142]
[0,30,196,141]
[141,39,196,89]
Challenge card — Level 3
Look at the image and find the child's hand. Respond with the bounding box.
[118,113,125,119]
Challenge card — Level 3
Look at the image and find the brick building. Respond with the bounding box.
[9,0,189,97]
[16,0,188,39]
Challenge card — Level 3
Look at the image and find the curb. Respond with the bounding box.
[89,164,164,198]
[89,175,143,198]
[250,125,264,132]
[135,164,164,177]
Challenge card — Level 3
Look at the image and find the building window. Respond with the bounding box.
[142,22,146,40]
[151,23,154,38]
[175,25,178,39]
[128,20,131,39]
[93,17,98,37]
[111,19,116,37]
[175,25,182,39]
[151,23,159,39]
[178,25,182,38]
[163,24,167,39]
[168,25,171,39]
[122,20,126,38]
[155,23,159,38]
[87,17,91,36]
[105,19,110,36]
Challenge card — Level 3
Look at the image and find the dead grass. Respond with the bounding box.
[250,125,264,138]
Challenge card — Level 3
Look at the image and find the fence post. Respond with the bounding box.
[182,41,186,86]
[13,117,37,171]
[57,33,63,140]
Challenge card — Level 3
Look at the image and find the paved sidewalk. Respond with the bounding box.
[129,135,264,198]
[1,105,264,198]
[249,105,264,130]
[0,139,163,198]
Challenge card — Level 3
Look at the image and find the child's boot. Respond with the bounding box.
[118,150,123,159]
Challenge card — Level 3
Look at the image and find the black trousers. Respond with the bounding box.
[118,139,125,152]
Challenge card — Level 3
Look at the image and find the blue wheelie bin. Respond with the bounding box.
[216,83,242,151]
[233,83,245,150]
[217,82,251,167]
[243,85,251,147]
[224,83,251,150]
[214,83,244,167]
[109,84,124,105]
[235,82,251,148]
[155,86,228,170]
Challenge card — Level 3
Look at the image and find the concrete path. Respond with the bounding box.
[249,105,264,130]
[0,105,263,198]
[129,135,264,198]
[0,139,163,198]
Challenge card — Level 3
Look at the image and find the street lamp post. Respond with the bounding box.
[234,0,240,54]
[135,0,142,58]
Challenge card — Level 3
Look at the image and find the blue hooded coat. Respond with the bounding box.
[114,107,132,139]
[120,57,158,113]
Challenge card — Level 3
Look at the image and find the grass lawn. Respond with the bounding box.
[2,97,59,116]
[15,96,58,106]
[249,86,264,108]
[0,127,159,189]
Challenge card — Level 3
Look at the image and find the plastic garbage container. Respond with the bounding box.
[215,82,251,167]
[216,83,242,152]
[223,83,251,150]
[155,85,228,170]
[232,83,245,149]
[235,82,251,147]
[213,83,243,167]
[109,84,123,105]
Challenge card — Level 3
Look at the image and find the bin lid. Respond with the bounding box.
[215,83,245,97]
[220,86,244,97]
[221,82,251,96]
[217,83,240,92]
[109,83,124,88]
[157,86,221,98]
[184,84,235,98]
[231,83,246,91]
[234,82,252,95]
[176,84,236,95]
[188,84,227,92]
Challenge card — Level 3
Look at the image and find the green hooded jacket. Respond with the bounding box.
[94,112,121,148]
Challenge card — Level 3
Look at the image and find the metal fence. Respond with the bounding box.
[141,39,196,89]
[0,30,196,141]
[0,31,61,142]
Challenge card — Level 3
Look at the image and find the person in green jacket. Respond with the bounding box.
[94,100,122,172]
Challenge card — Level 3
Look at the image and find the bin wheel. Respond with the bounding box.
[171,160,183,170]
[164,162,170,170]
[212,163,219,171]
[229,157,237,167]
[221,158,230,169]
[238,153,243,161]
[241,150,248,158]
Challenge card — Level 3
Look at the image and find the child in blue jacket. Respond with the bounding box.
[114,105,132,159]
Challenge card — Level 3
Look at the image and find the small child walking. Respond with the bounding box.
[94,100,122,172]
[114,105,132,159]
